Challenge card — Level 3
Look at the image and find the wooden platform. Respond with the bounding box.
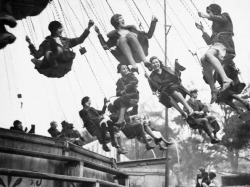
[0,128,128,187]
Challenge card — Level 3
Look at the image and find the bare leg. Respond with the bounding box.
[137,124,154,150]
[100,122,110,152]
[143,125,161,142]
[231,94,250,110]
[201,56,218,104]
[171,91,193,115]
[222,98,243,115]
[126,33,147,62]
[115,107,127,125]
[169,96,188,118]
[117,36,138,69]
[205,48,232,91]
[196,118,219,144]
[107,121,119,148]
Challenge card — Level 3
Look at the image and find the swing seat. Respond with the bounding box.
[36,60,73,78]
[7,0,50,20]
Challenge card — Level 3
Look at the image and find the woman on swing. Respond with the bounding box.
[114,64,139,127]
[25,20,94,72]
[95,14,158,73]
[144,56,194,118]
[196,4,235,103]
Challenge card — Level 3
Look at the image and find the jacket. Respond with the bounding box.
[148,66,181,92]
[202,12,235,56]
[116,73,138,97]
[28,29,90,63]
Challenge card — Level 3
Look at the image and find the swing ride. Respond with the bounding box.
[0,0,250,186]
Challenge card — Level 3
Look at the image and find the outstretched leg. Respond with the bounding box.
[137,123,154,150]
[107,121,119,148]
[100,122,110,152]
[231,94,250,111]
[115,107,127,127]
[204,48,232,91]
[117,36,138,70]
[160,93,188,118]
[117,32,151,71]
[221,97,243,115]
[171,91,193,115]
[196,118,219,144]
[201,56,218,104]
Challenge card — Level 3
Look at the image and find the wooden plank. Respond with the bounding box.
[0,128,65,148]
[69,143,113,164]
[0,146,80,162]
[0,168,126,187]
[0,145,128,177]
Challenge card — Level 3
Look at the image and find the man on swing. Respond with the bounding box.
[95,14,158,73]
[25,20,94,71]
[185,89,220,144]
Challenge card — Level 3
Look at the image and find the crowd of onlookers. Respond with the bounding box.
[9,119,85,146]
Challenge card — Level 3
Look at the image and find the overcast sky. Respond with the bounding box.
[0,0,249,136]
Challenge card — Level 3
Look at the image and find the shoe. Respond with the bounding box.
[146,144,155,150]
[211,138,220,144]
[131,67,139,74]
[144,62,152,71]
[154,137,162,144]
[220,80,233,92]
[102,144,111,152]
[111,141,120,148]
[210,90,218,104]
[0,13,17,28]
[117,147,128,154]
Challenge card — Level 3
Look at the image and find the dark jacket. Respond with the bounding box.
[202,12,235,56]
[148,66,181,93]
[116,73,138,97]
[187,99,207,112]
[28,29,90,66]
[48,127,61,137]
[97,20,157,65]
[79,104,107,125]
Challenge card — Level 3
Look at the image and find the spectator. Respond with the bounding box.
[10,120,26,132]
[48,121,61,137]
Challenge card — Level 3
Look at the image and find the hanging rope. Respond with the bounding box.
[124,0,142,30]
[157,1,202,68]
[3,49,14,113]
[65,0,117,81]
[83,55,107,97]
[87,0,107,33]
[52,80,67,120]
[165,0,200,51]
[189,0,211,30]
[105,0,115,14]
[131,0,173,66]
